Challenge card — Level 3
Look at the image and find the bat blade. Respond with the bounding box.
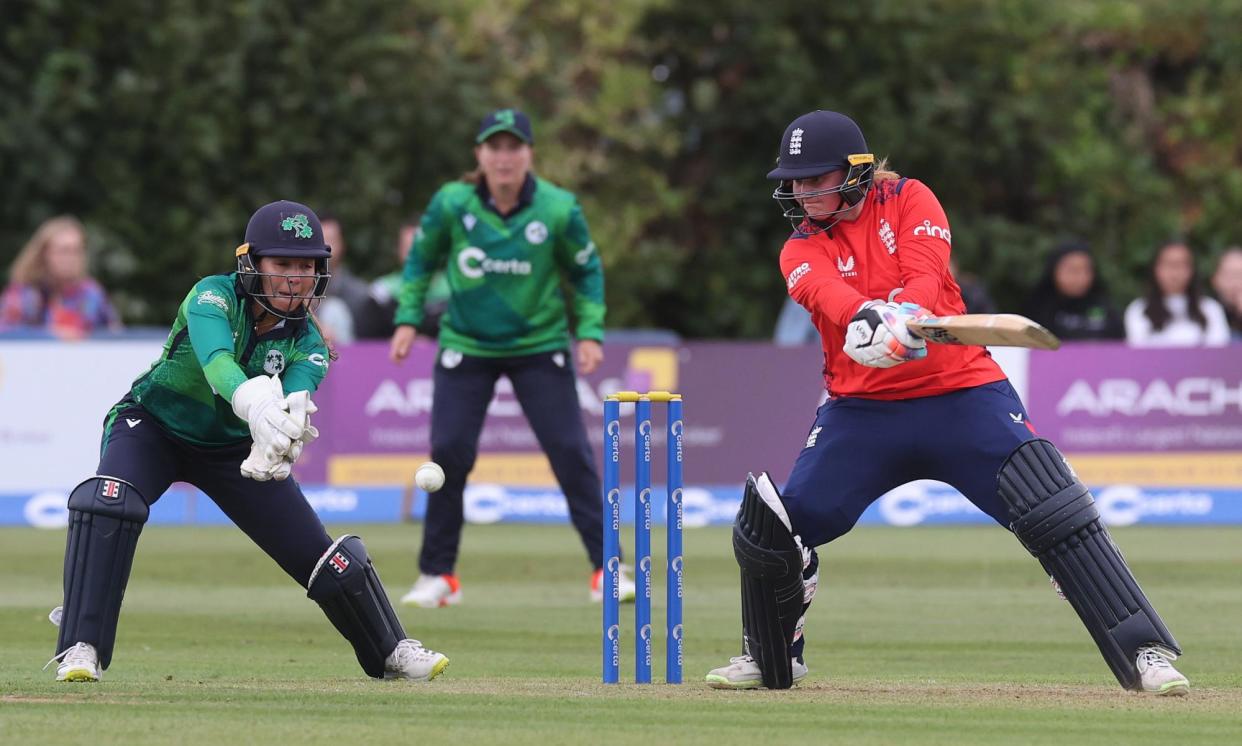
[907,313,1061,350]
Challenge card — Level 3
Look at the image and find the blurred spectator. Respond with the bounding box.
[773,296,818,346]
[1022,240,1124,341]
[316,214,376,343]
[1125,240,1230,347]
[366,218,449,339]
[1210,246,1242,337]
[316,295,355,344]
[949,257,997,314]
[1,216,121,338]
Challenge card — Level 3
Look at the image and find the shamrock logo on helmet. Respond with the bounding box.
[280,214,314,239]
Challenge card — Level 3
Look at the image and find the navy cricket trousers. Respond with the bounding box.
[419,349,603,575]
[96,397,333,586]
[781,380,1039,547]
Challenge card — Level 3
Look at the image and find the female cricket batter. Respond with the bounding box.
[49,201,448,683]
[706,111,1188,695]
[389,109,635,607]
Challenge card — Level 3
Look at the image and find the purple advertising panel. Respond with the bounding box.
[1025,343,1242,489]
[297,341,826,487]
[1026,344,1242,453]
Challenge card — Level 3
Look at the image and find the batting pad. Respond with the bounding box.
[732,473,806,689]
[999,439,1181,690]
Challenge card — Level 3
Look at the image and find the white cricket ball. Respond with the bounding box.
[415,462,445,492]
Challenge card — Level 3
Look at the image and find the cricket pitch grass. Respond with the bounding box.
[3,524,1239,744]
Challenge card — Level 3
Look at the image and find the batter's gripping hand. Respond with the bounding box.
[844,301,930,368]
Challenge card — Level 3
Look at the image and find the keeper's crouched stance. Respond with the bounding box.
[706,110,1186,694]
[48,201,448,683]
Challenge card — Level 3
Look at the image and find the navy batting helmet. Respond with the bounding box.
[235,200,332,319]
[768,111,875,234]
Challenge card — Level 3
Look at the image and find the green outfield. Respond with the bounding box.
[2,523,1240,745]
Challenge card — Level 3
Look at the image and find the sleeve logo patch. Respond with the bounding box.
[196,289,229,311]
[307,352,328,368]
[912,219,951,244]
[574,241,596,266]
[786,262,812,289]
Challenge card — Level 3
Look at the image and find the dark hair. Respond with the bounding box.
[1142,240,1206,331]
[1033,239,1109,300]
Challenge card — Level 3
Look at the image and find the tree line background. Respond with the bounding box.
[4,0,1242,337]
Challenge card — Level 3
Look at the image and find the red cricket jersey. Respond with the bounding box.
[779,177,1006,399]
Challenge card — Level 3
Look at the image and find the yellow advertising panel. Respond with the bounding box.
[1066,452,1242,488]
[329,453,556,487]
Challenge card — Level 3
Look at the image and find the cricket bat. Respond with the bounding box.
[906,313,1061,350]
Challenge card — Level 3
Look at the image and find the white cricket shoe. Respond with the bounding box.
[50,642,101,682]
[383,639,449,681]
[590,564,637,603]
[1136,646,1189,696]
[705,654,807,690]
[399,574,462,608]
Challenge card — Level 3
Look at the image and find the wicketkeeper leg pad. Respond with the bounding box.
[57,476,150,670]
[732,472,807,689]
[307,535,407,678]
[998,439,1181,690]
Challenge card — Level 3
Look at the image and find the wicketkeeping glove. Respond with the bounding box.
[231,375,304,460]
[239,389,320,482]
[843,301,930,368]
[284,390,319,464]
[240,443,292,482]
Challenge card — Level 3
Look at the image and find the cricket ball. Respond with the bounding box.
[415,461,446,492]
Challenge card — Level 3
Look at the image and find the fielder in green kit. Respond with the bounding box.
[50,201,449,683]
[390,108,636,608]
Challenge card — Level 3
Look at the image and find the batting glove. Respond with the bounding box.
[844,301,930,368]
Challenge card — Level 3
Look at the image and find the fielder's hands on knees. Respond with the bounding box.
[844,301,930,368]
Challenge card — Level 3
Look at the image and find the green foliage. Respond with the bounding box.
[1,0,486,321]
[3,0,1241,333]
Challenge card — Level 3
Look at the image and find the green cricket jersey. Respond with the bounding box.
[125,273,329,446]
[394,174,605,356]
